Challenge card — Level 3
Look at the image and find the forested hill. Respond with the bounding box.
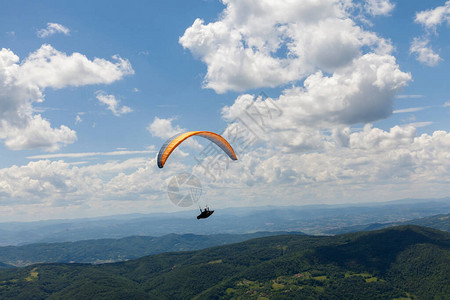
[0,225,448,299]
[0,231,304,267]
[325,212,450,235]
[0,262,13,269]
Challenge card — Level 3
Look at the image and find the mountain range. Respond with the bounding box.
[325,213,450,235]
[0,231,304,267]
[1,197,449,246]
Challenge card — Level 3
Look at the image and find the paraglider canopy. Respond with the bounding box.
[157,131,237,168]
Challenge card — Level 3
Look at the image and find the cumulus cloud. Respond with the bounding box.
[163,125,450,211]
[147,117,186,139]
[176,0,437,208]
[364,0,395,16]
[147,117,202,153]
[180,0,393,93]
[348,124,416,150]
[180,0,412,159]
[222,54,410,151]
[415,1,450,31]
[0,157,168,206]
[411,2,450,66]
[181,0,410,153]
[196,124,450,204]
[0,45,133,151]
[96,91,133,116]
[410,37,441,66]
[0,115,77,152]
[19,45,134,89]
[37,23,70,38]
[2,124,450,217]
[182,1,410,155]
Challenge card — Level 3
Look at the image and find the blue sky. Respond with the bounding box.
[1,0,450,221]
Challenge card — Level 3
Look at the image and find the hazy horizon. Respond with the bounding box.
[1,195,448,224]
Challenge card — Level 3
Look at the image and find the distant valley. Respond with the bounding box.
[325,213,450,235]
[0,199,448,268]
[1,197,449,246]
[0,231,304,267]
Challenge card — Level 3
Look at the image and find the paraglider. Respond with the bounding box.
[157,131,237,168]
[157,131,237,220]
[197,206,214,219]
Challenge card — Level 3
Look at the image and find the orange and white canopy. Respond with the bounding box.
[157,131,237,168]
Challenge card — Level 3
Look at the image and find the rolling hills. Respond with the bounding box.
[1,197,449,246]
[1,210,448,269]
[0,225,448,299]
[325,213,450,235]
[0,231,304,267]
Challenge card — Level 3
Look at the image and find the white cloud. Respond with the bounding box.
[444,101,450,107]
[0,45,133,151]
[0,157,168,206]
[0,115,77,152]
[415,1,450,31]
[393,106,430,114]
[37,23,70,38]
[412,2,450,66]
[180,0,392,93]
[0,154,204,222]
[175,0,444,208]
[19,45,134,89]
[96,91,133,116]
[181,0,410,156]
[395,94,423,99]
[348,124,416,150]
[27,150,155,160]
[148,117,186,139]
[410,37,442,66]
[1,123,450,219]
[365,0,395,16]
[406,121,433,128]
[195,124,450,205]
[222,54,410,151]
[147,117,203,153]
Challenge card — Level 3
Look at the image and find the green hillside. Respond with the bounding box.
[326,213,450,235]
[0,231,303,267]
[396,213,450,231]
[0,262,13,269]
[0,225,448,299]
